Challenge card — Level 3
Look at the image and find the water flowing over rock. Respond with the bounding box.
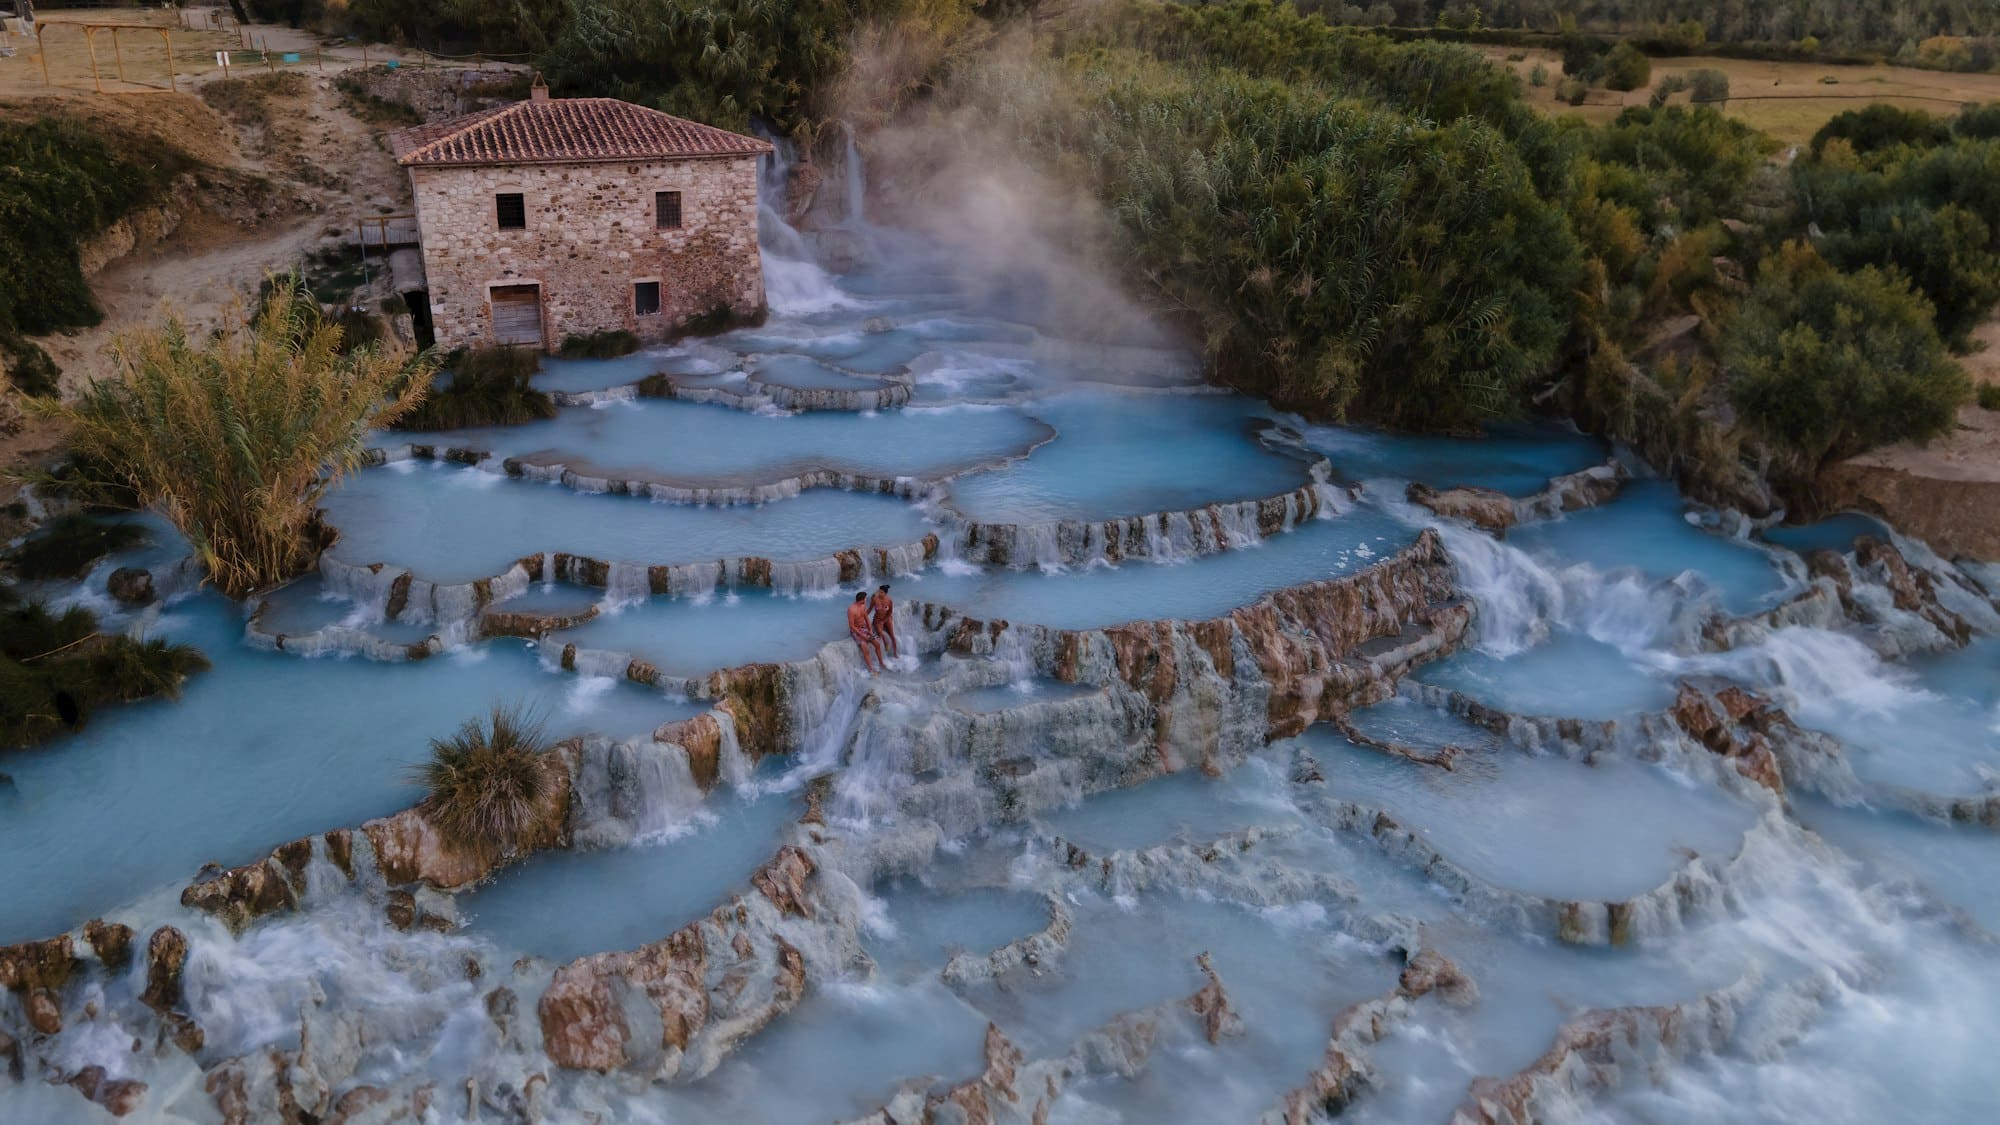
[849,956,1249,1125]
[105,566,156,606]
[82,919,133,972]
[0,935,75,1034]
[537,845,831,1081]
[1407,460,1628,534]
[1407,482,1519,533]
[1266,947,1475,1124]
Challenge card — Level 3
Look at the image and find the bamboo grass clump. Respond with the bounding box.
[34,280,434,598]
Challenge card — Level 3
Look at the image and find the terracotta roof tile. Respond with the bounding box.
[392,98,772,167]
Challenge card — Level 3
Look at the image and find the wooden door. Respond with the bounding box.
[490,284,543,348]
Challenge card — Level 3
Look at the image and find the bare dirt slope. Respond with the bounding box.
[0,37,428,518]
[24,73,413,394]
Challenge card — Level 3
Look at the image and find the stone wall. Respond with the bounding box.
[409,154,764,352]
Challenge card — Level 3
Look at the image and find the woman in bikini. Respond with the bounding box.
[848,592,883,674]
[870,584,899,660]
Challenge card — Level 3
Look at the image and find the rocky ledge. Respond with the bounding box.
[1406,460,1628,534]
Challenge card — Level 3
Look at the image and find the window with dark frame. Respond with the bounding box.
[495,193,526,230]
[634,281,662,316]
[655,190,682,230]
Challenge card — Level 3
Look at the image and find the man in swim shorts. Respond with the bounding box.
[870,583,899,660]
[848,591,883,674]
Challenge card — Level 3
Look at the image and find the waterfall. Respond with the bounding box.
[568,734,709,847]
[756,127,855,316]
[717,709,754,791]
[841,121,867,228]
[602,562,651,608]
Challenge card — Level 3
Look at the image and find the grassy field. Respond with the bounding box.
[0,9,438,100]
[1488,48,2000,144]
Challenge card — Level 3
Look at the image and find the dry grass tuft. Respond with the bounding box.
[411,707,557,858]
[31,279,433,597]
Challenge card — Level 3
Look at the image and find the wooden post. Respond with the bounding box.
[110,26,125,84]
[220,49,229,79]
[162,29,176,91]
[84,27,102,94]
[35,24,50,87]
[315,45,323,72]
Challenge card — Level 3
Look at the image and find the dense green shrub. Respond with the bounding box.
[0,118,186,339]
[1,335,60,398]
[1602,42,1652,91]
[1590,106,1774,232]
[559,330,641,358]
[1725,244,1969,467]
[986,53,1579,429]
[538,0,919,134]
[5,515,148,582]
[394,346,555,430]
[1979,382,2000,410]
[0,593,208,751]
[1686,68,1730,104]
[1810,104,1950,160]
[1796,124,2000,344]
[1126,1,1538,133]
[1953,103,2000,141]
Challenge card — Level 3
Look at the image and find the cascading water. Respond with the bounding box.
[9,123,2000,1125]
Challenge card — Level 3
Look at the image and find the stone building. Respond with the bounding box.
[391,82,772,352]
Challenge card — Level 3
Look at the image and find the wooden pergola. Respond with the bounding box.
[36,20,179,93]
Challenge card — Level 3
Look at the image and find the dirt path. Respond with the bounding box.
[0,23,438,521]
[14,54,416,392]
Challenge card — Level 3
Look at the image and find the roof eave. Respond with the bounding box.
[398,147,772,169]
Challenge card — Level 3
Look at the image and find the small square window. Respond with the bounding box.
[495,193,526,230]
[634,281,661,316]
[655,191,682,230]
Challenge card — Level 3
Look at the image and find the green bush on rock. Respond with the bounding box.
[0,592,208,751]
[393,346,555,431]
[1725,243,1969,469]
[5,515,148,582]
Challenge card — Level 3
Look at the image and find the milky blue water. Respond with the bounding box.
[523,350,671,394]
[405,396,1051,487]
[944,391,1311,523]
[551,588,851,676]
[8,186,2000,1125]
[907,510,1411,630]
[749,353,894,392]
[1761,512,1896,557]
[1797,797,2000,932]
[1506,480,1792,615]
[1300,420,1607,496]
[1781,635,2000,795]
[460,791,798,963]
[0,593,701,944]
[322,460,934,581]
[1303,719,1756,901]
[1415,631,1678,719]
[869,882,1052,973]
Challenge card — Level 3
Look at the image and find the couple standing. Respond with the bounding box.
[847,584,898,674]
